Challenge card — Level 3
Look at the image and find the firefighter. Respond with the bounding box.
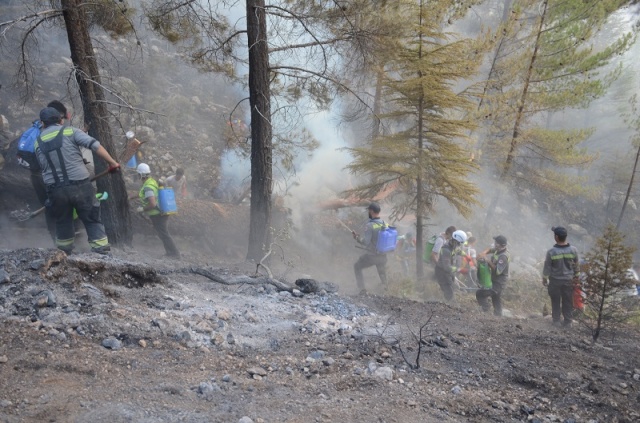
[542,226,579,328]
[352,202,388,294]
[435,230,467,302]
[132,163,180,259]
[476,235,510,316]
[34,107,119,254]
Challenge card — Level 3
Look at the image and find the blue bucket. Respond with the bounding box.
[158,187,178,215]
[126,154,137,168]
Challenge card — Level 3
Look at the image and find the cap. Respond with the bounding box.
[493,235,507,246]
[552,226,567,237]
[367,202,381,213]
[39,107,62,125]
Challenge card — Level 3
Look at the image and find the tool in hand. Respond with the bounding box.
[13,130,145,222]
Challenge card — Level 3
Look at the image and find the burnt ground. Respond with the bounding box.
[1,237,640,423]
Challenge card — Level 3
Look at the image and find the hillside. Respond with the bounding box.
[0,247,639,423]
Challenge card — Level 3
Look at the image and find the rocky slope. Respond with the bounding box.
[0,247,639,423]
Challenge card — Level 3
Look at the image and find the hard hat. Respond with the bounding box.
[452,230,468,244]
[136,163,151,175]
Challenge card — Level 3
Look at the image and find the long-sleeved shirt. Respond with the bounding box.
[543,243,579,281]
[488,247,510,286]
[356,217,386,254]
[35,124,100,185]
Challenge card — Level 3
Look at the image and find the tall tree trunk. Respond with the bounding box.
[60,0,132,246]
[370,68,384,142]
[484,0,548,228]
[616,142,640,229]
[246,0,273,261]
[415,0,425,281]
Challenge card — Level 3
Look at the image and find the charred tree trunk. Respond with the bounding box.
[245,0,273,261]
[60,0,132,246]
[616,142,640,229]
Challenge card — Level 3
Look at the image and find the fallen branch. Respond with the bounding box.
[171,267,294,292]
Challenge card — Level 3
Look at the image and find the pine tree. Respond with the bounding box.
[582,224,636,343]
[480,0,632,225]
[345,0,486,279]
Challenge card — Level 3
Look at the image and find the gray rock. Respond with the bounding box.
[0,355,8,364]
[176,331,191,343]
[308,350,325,360]
[226,333,236,345]
[322,358,335,366]
[451,385,462,395]
[102,337,122,350]
[222,374,232,383]
[238,417,254,423]
[197,381,220,398]
[291,289,303,298]
[30,260,45,270]
[0,399,12,408]
[373,366,394,381]
[247,367,267,377]
[0,269,9,284]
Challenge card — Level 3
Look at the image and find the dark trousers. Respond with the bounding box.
[435,267,455,301]
[30,172,56,243]
[354,253,387,290]
[476,282,504,316]
[548,280,573,323]
[48,181,108,251]
[149,215,180,257]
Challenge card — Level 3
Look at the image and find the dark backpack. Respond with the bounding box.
[16,120,42,171]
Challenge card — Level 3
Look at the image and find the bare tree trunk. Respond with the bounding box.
[415,0,425,281]
[246,0,273,261]
[616,142,640,229]
[484,0,548,227]
[60,0,132,246]
[370,68,384,142]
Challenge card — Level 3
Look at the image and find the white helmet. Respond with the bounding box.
[452,230,468,244]
[136,163,151,175]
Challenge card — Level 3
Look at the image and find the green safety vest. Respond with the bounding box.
[139,177,161,216]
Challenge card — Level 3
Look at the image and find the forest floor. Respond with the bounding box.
[1,227,640,423]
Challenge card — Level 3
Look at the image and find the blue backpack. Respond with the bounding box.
[16,120,42,170]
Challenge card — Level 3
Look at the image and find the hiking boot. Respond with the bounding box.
[552,320,562,328]
[91,245,111,255]
[562,320,572,329]
[58,247,74,255]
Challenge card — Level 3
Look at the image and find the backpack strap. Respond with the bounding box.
[37,127,68,185]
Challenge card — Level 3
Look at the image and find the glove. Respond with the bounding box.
[107,163,121,173]
[136,206,144,213]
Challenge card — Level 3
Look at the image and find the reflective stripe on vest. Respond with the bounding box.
[139,177,160,216]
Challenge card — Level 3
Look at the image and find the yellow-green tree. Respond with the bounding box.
[345,0,486,279]
[480,0,632,225]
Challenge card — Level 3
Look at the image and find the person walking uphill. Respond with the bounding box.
[476,235,510,316]
[132,163,180,259]
[352,202,388,294]
[543,226,579,328]
[435,230,467,302]
[34,107,119,254]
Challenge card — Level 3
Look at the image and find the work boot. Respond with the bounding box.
[552,320,562,328]
[91,245,111,255]
[562,320,572,329]
[58,247,74,255]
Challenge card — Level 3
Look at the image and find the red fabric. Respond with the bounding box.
[573,284,584,310]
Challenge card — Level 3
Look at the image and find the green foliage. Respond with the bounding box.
[480,0,632,198]
[84,0,136,36]
[345,0,484,220]
[581,225,637,342]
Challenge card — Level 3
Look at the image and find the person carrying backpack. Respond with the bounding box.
[352,202,389,294]
[34,107,119,254]
[476,235,510,316]
[130,163,180,259]
[17,100,73,242]
[435,230,467,301]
